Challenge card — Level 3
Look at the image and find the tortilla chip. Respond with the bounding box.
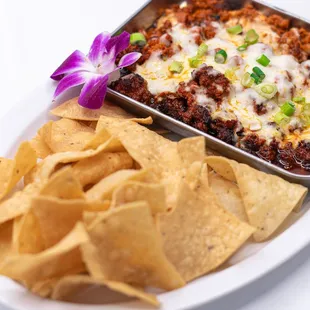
[177,137,206,165]
[0,223,88,285]
[29,137,124,183]
[95,117,203,208]
[29,133,53,159]
[51,275,159,307]
[157,181,254,282]
[208,171,248,222]
[40,166,84,199]
[0,221,13,261]
[12,216,23,253]
[83,128,113,150]
[72,152,133,187]
[86,169,148,201]
[206,156,308,241]
[111,181,166,215]
[0,183,40,225]
[0,142,37,200]
[14,210,45,254]
[31,196,109,248]
[51,97,151,122]
[31,278,60,298]
[45,119,95,153]
[82,201,185,290]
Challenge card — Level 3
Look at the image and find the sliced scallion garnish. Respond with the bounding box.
[168,61,184,74]
[252,66,265,80]
[255,83,278,99]
[256,54,270,67]
[293,96,306,104]
[237,44,248,52]
[130,32,147,47]
[274,112,289,125]
[281,101,296,116]
[250,72,261,84]
[215,49,227,64]
[188,56,202,68]
[197,43,208,57]
[245,29,259,45]
[241,72,254,88]
[227,24,243,35]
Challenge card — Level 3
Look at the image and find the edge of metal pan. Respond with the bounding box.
[107,0,310,186]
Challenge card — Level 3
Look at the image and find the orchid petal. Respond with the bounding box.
[78,75,109,109]
[118,52,142,68]
[88,32,111,66]
[53,71,90,98]
[51,50,91,81]
[106,31,130,58]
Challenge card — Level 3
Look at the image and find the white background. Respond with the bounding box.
[0,0,310,309]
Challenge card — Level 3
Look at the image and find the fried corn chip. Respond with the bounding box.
[14,210,45,254]
[83,128,113,150]
[32,196,109,248]
[51,275,159,307]
[29,123,53,159]
[0,142,37,200]
[206,156,308,241]
[29,122,54,159]
[208,171,248,222]
[29,137,123,182]
[96,117,204,208]
[0,221,13,261]
[82,201,185,290]
[0,223,88,285]
[51,97,152,123]
[31,278,60,298]
[111,181,166,215]
[158,181,255,282]
[45,119,95,153]
[40,166,84,199]
[86,169,148,201]
[72,152,133,187]
[0,183,40,225]
[177,136,206,165]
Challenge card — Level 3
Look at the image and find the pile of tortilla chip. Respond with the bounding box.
[0,97,307,307]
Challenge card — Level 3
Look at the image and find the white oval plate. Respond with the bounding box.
[0,81,310,310]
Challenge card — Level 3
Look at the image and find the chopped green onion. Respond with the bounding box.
[245,29,259,45]
[252,66,266,80]
[250,73,261,84]
[256,54,270,67]
[227,24,243,35]
[255,83,278,99]
[293,96,306,104]
[281,101,296,116]
[188,56,202,68]
[197,43,208,57]
[215,49,227,64]
[237,44,248,52]
[130,32,147,47]
[225,68,237,82]
[274,112,289,125]
[241,72,254,88]
[168,61,184,74]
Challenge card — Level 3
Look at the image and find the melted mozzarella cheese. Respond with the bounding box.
[135,19,310,143]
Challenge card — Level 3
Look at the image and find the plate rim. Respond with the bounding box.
[0,82,309,310]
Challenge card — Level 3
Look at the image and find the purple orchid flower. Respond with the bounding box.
[51,31,141,109]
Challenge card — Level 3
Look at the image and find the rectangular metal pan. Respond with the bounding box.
[107,0,310,187]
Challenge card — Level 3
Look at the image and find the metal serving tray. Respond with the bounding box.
[107,0,310,186]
